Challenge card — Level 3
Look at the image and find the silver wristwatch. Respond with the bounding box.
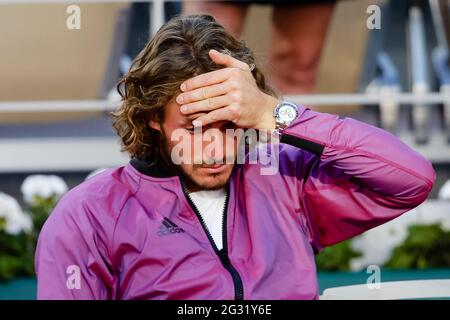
[273,101,299,136]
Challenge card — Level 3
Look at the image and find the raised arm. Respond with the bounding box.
[281,105,435,248]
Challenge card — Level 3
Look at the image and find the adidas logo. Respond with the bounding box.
[157,217,185,236]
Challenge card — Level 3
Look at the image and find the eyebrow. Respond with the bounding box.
[178,117,193,127]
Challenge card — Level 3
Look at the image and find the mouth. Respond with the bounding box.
[197,163,227,174]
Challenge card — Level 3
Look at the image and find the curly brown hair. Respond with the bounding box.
[112,14,277,163]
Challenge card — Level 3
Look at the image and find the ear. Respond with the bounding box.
[149,119,161,132]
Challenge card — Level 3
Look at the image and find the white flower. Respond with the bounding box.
[21,174,68,205]
[0,192,33,235]
[438,180,450,200]
[349,215,412,271]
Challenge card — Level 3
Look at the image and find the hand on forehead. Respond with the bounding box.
[173,49,275,131]
[174,50,254,127]
[179,49,251,95]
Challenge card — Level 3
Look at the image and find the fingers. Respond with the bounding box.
[178,50,253,127]
[180,95,229,115]
[180,50,250,92]
[180,68,231,92]
[176,82,231,105]
[193,108,233,127]
[186,112,208,122]
[208,49,250,70]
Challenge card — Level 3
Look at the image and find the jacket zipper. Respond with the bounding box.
[180,177,244,300]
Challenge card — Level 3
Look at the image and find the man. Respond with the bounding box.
[35,15,435,300]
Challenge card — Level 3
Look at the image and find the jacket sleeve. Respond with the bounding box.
[280,105,436,250]
[35,191,117,299]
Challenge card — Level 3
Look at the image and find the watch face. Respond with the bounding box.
[277,104,298,123]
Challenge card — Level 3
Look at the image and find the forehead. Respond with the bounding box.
[164,98,190,126]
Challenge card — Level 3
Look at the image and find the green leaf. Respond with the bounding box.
[384,224,450,269]
[315,240,362,272]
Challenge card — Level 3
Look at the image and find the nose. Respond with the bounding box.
[202,127,225,163]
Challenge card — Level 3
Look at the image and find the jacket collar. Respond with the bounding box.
[130,154,179,178]
[130,154,243,179]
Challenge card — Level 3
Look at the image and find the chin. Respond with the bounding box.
[195,177,229,190]
[183,165,234,191]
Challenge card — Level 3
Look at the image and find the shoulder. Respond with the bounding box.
[41,165,139,241]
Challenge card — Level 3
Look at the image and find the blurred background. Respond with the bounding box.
[0,0,450,299]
